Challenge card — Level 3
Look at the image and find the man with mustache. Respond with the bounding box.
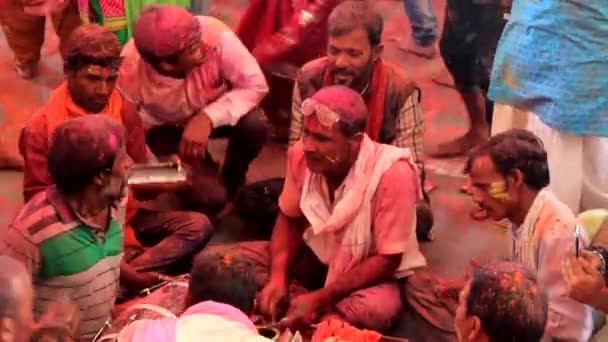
[289,1,432,239]
[465,129,593,341]
[2,116,157,340]
[118,4,269,211]
[454,262,548,342]
[200,86,426,331]
[19,24,213,278]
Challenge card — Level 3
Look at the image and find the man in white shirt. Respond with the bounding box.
[465,129,593,341]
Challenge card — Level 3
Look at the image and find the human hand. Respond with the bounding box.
[256,277,289,322]
[285,290,331,328]
[179,112,213,162]
[563,251,605,305]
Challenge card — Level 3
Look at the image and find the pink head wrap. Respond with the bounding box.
[133,4,201,59]
[310,85,368,123]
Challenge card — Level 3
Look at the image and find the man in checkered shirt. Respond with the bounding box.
[288,1,431,239]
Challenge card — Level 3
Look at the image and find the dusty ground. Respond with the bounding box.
[0,0,511,338]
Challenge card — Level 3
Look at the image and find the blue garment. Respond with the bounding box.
[403,0,438,46]
[488,0,608,136]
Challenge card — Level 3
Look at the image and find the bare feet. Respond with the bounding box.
[401,42,438,59]
[429,131,489,158]
[393,37,438,59]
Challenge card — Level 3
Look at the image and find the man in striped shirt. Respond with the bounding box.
[0,115,159,340]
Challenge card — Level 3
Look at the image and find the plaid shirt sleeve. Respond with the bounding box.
[391,89,425,180]
[289,80,305,146]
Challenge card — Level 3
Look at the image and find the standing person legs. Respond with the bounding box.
[401,0,438,58]
[0,0,80,78]
[581,136,608,211]
[527,113,584,214]
[0,0,46,78]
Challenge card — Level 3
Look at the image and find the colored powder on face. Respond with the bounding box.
[86,64,118,78]
[488,181,509,201]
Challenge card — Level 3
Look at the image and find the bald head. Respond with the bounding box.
[134,4,201,61]
[310,85,368,137]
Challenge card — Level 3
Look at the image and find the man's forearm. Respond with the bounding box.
[320,254,401,305]
[269,213,307,283]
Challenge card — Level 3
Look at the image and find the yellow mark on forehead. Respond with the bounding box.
[86,64,117,77]
[488,181,509,201]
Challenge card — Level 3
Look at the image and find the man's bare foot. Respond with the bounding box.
[402,43,438,59]
[428,132,489,158]
[394,37,438,59]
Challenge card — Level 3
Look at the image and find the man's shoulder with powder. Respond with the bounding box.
[197,16,233,46]
[21,106,50,147]
[534,193,579,242]
[7,189,58,243]
[296,57,329,97]
[383,61,419,102]
[379,158,417,193]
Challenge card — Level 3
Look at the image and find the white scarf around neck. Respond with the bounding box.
[300,136,421,284]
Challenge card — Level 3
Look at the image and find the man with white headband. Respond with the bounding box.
[199,85,426,332]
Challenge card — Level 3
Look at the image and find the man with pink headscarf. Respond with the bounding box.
[118,4,269,211]
[197,86,426,332]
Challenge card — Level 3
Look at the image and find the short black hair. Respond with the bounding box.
[328,1,383,46]
[467,262,548,342]
[465,129,550,190]
[47,115,125,195]
[189,251,259,314]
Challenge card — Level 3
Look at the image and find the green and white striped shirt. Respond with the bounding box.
[0,187,123,339]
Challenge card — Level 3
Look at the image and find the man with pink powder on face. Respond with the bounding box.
[118,5,269,213]
[196,86,426,332]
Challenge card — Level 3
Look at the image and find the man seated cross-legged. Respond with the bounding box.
[198,86,426,332]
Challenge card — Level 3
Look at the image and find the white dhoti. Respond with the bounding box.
[490,102,530,135]
[527,114,608,214]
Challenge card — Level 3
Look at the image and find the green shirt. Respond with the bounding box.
[0,187,123,339]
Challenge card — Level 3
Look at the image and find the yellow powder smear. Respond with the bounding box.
[489,181,509,201]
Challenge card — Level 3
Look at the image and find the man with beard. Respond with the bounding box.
[289,1,431,237]
[19,24,213,277]
[2,116,165,340]
[454,262,548,342]
[118,5,269,210]
[465,129,593,340]
[200,86,426,331]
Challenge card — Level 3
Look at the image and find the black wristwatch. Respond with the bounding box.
[589,246,608,284]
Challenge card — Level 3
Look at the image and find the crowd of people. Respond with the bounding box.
[0,0,606,341]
